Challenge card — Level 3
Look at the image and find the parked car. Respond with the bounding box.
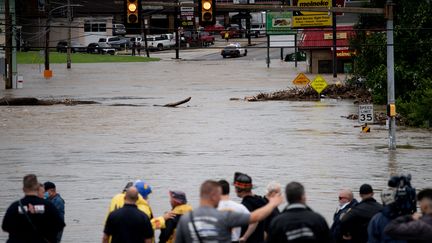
[249,24,266,38]
[98,36,130,50]
[112,24,126,36]
[220,25,245,39]
[204,23,225,34]
[199,32,215,46]
[284,51,306,62]
[87,42,116,55]
[56,41,87,53]
[221,43,247,58]
[146,34,176,51]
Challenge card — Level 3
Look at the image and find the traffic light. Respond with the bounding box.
[126,0,139,24]
[199,0,215,26]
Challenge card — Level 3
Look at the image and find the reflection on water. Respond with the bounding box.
[1,61,431,242]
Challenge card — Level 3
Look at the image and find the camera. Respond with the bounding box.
[387,174,417,216]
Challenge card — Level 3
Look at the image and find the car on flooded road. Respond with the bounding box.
[221,43,247,58]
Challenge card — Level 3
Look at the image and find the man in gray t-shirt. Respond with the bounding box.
[175,180,283,243]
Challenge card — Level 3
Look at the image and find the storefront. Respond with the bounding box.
[299,26,355,74]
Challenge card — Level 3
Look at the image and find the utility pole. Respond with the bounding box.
[175,0,180,59]
[66,0,72,69]
[4,0,12,89]
[386,0,396,150]
[142,18,150,57]
[246,0,251,46]
[44,0,52,78]
[332,0,337,78]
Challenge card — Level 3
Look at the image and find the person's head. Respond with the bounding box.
[122,182,133,193]
[218,179,230,196]
[285,181,306,204]
[124,186,139,204]
[417,188,432,215]
[44,181,57,198]
[38,183,45,199]
[234,172,253,198]
[266,181,281,198]
[134,180,152,200]
[169,190,187,207]
[23,174,39,194]
[200,180,222,208]
[338,189,354,206]
[359,184,374,200]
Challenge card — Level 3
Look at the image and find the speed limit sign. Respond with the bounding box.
[359,104,374,123]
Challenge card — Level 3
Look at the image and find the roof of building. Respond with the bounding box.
[299,26,355,50]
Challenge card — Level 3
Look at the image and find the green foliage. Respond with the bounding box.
[351,0,432,127]
[17,51,160,64]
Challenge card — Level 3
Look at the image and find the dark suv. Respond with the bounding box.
[56,41,87,53]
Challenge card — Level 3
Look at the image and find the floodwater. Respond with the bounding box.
[1,59,431,242]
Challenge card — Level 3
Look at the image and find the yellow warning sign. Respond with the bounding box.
[293,73,310,86]
[311,75,328,94]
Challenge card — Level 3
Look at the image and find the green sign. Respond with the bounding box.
[266,12,295,35]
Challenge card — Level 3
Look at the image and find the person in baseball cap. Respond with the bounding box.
[134,180,152,200]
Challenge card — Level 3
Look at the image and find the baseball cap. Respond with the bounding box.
[234,172,253,190]
[170,190,187,204]
[359,184,373,195]
[134,180,152,199]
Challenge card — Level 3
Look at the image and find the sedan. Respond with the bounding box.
[87,43,116,55]
[221,43,247,58]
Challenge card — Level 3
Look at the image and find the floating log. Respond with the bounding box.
[0,97,99,106]
[154,97,191,107]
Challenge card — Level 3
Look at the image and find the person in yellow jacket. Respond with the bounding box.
[107,181,171,230]
[159,190,193,243]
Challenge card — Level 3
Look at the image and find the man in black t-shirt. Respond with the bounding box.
[103,186,154,243]
[2,174,65,243]
[234,172,267,243]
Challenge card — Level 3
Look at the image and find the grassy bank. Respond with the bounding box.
[17,51,160,64]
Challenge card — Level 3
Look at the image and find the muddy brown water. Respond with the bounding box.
[1,60,431,242]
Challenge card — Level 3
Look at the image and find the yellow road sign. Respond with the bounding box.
[293,73,310,86]
[311,75,328,94]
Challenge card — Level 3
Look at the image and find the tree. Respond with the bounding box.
[350,0,432,127]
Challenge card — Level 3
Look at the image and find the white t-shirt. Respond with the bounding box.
[218,199,250,241]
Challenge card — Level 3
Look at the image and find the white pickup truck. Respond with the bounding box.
[146,34,176,51]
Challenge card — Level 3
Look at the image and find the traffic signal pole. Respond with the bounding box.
[386,1,396,150]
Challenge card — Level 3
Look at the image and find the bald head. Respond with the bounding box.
[124,186,139,204]
[338,189,354,206]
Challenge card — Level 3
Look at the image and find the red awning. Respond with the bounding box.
[299,26,355,50]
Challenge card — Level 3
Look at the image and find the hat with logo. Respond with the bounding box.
[234,172,253,190]
[359,184,373,195]
[169,190,187,204]
[134,180,152,199]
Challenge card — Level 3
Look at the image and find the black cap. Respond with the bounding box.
[359,184,373,194]
[44,181,56,190]
[234,172,253,190]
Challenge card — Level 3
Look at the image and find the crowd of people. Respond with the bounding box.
[2,172,432,243]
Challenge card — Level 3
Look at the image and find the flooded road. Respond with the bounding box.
[1,59,431,242]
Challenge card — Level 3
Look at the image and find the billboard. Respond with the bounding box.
[292,0,345,28]
[266,12,295,35]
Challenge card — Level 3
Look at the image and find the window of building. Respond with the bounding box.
[84,21,107,32]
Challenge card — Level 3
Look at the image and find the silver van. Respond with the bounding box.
[113,24,126,36]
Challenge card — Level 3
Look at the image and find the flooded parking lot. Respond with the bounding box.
[1,60,431,242]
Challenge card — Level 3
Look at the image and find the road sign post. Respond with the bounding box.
[359,104,374,132]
